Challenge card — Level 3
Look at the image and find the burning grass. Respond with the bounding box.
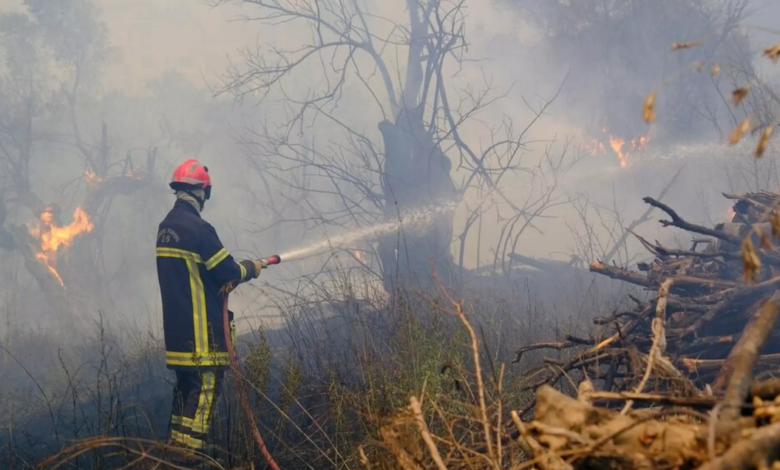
[580,127,652,169]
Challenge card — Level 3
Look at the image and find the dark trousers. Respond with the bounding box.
[169,369,225,451]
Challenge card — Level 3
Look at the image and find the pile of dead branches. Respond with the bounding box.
[517,191,780,398]
[372,286,780,469]
[509,373,780,470]
[372,192,780,469]
[490,191,780,469]
[506,308,780,469]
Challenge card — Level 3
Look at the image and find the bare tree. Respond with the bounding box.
[213,0,579,293]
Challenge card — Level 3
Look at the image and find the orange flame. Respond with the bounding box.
[85,170,104,186]
[608,135,628,169]
[581,128,651,168]
[29,206,94,287]
[581,139,606,155]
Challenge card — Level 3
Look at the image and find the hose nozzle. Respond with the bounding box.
[261,254,281,266]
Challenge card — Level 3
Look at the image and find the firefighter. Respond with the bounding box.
[156,158,267,455]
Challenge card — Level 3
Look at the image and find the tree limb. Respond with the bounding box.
[720,293,780,424]
[643,197,742,244]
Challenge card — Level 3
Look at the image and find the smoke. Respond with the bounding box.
[0,0,776,333]
[1,2,779,465]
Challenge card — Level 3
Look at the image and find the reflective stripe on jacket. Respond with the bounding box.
[156,199,255,370]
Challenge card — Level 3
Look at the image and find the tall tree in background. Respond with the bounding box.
[213,0,575,293]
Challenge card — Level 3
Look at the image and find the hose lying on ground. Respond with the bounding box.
[222,295,282,470]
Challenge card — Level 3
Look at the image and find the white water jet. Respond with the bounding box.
[279,199,463,261]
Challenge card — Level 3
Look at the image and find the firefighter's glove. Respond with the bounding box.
[250,259,268,278]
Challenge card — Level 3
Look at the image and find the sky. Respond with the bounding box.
[101,0,253,93]
[95,0,531,96]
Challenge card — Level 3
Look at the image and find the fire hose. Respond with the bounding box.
[222,254,282,470]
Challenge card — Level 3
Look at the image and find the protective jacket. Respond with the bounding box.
[156,199,256,370]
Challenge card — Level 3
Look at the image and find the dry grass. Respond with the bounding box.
[0,266,605,469]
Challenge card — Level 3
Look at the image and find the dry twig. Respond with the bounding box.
[410,396,447,470]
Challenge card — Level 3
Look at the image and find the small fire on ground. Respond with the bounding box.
[581,127,651,168]
[85,170,104,186]
[28,206,94,287]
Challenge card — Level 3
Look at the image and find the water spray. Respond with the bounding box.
[275,198,470,262]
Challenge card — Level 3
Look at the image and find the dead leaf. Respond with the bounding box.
[671,41,705,50]
[732,86,750,107]
[771,210,780,239]
[643,91,657,124]
[765,42,780,64]
[729,117,750,145]
[756,126,774,158]
[761,232,773,251]
[756,224,772,250]
[742,235,761,283]
[711,64,721,76]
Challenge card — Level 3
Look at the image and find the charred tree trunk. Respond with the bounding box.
[377,109,458,293]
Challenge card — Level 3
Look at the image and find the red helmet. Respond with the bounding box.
[169,159,211,200]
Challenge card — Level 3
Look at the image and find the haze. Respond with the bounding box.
[0,0,778,467]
